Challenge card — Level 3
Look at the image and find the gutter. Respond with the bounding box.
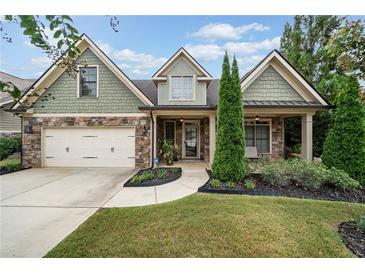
[149,109,154,168]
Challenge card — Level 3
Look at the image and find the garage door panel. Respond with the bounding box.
[44,127,135,167]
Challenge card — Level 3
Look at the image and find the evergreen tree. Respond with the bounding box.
[322,75,365,186]
[212,53,246,182]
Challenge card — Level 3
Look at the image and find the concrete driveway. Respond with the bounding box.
[0,167,134,258]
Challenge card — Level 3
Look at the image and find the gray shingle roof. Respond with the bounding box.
[0,71,35,106]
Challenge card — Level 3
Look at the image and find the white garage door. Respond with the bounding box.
[44,127,135,167]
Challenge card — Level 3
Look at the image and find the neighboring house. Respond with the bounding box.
[0,72,35,136]
[9,34,329,168]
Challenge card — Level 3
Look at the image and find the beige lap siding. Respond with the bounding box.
[22,116,151,168]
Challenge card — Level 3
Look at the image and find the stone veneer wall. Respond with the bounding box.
[270,117,284,159]
[22,116,151,168]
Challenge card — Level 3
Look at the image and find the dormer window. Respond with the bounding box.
[170,76,194,100]
[78,66,98,97]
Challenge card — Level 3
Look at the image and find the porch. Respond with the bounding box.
[149,108,314,167]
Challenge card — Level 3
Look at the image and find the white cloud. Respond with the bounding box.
[184,44,224,61]
[236,55,264,66]
[131,68,149,76]
[30,56,52,68]
[113,48,167,68]
[184,37,280,62]
[224,37,281,54]
[191,22,270,41]
[95,40,167,77]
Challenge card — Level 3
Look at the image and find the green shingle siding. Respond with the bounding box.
[243,65,304,101]
[33,49,145,113]
[157,58,207,105]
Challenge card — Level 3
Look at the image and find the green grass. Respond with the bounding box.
[45,194,365,258]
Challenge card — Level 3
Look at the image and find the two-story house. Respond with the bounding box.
[9,34,329,169]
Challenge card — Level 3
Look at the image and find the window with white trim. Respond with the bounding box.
[171,76,193,100]
[79,67,97,97]
[244,120,270,153]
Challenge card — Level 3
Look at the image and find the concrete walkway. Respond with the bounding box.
[103,165,208,207]
[0,163,208,257]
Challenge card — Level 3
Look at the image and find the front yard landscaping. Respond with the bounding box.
[45,193,364,258]
[200,158,365,203]
[0,135,22,175]
[124,167,182,187]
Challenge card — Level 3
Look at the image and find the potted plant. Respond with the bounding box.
[159,139,177,165]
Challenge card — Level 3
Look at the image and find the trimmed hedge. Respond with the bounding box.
[0,136,21,160]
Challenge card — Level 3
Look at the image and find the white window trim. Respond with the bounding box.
[77,65,99,98]
[244,118,272,154]
[163,120,176,145]
[182,120,200,159]
[169,74,196,102]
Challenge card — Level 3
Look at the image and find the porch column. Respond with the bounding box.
[153,113,157,167]
[209,113,216,166]
[301,113,313,161]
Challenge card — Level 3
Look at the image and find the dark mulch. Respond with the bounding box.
[124,167,182,187]
[339,222,365,257]
[199,170,365,203]
[0,167,28,175]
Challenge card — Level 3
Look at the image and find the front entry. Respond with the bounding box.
[182,121,200,159]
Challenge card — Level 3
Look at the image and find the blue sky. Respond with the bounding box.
[1,16,364,80]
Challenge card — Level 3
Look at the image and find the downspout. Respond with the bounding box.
[149,110,154,168]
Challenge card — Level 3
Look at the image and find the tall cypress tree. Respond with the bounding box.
[212,53,246,182]
[322,75,365,186]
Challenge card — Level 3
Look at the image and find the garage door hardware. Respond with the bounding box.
[128,157,135,159]
[83,156,98,159]
[45,156,54,158]
[66,147,69,152]
[128,135,135,138]
[111,147,115,152]
[82,135,98,137]
[45,136,54,138]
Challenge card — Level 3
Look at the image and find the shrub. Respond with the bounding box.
[0,136,21,160]
[210,179,221,189]
[261,162,289,186]
[245,179,255,191]
[322,75,365,186]
[212,53,246,182]
[358,215,365,232]
[325,167,360,190]
[131,169,155,184]
[156,168,168,179]
[285,160,328,189]
[0,159,21,172]
[225,181,236,189]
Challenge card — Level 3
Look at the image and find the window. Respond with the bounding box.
[79,66,97,97]
[164,121,176,144]
[244,120,271,153]
[171,76,193,100]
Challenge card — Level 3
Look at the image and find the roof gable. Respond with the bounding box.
[152,48,212,80]
[12,34,154,110]
[241,50,329,106]
[244,65,305,102]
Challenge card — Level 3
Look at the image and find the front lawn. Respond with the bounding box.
[45,194,365,258]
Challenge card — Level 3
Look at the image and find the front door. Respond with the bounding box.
[183,121,199,159]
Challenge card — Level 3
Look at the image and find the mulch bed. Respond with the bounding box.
[198,170,365,203]
[124,167,182,187]
[338,222,365,257]
[0,167,28,175]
